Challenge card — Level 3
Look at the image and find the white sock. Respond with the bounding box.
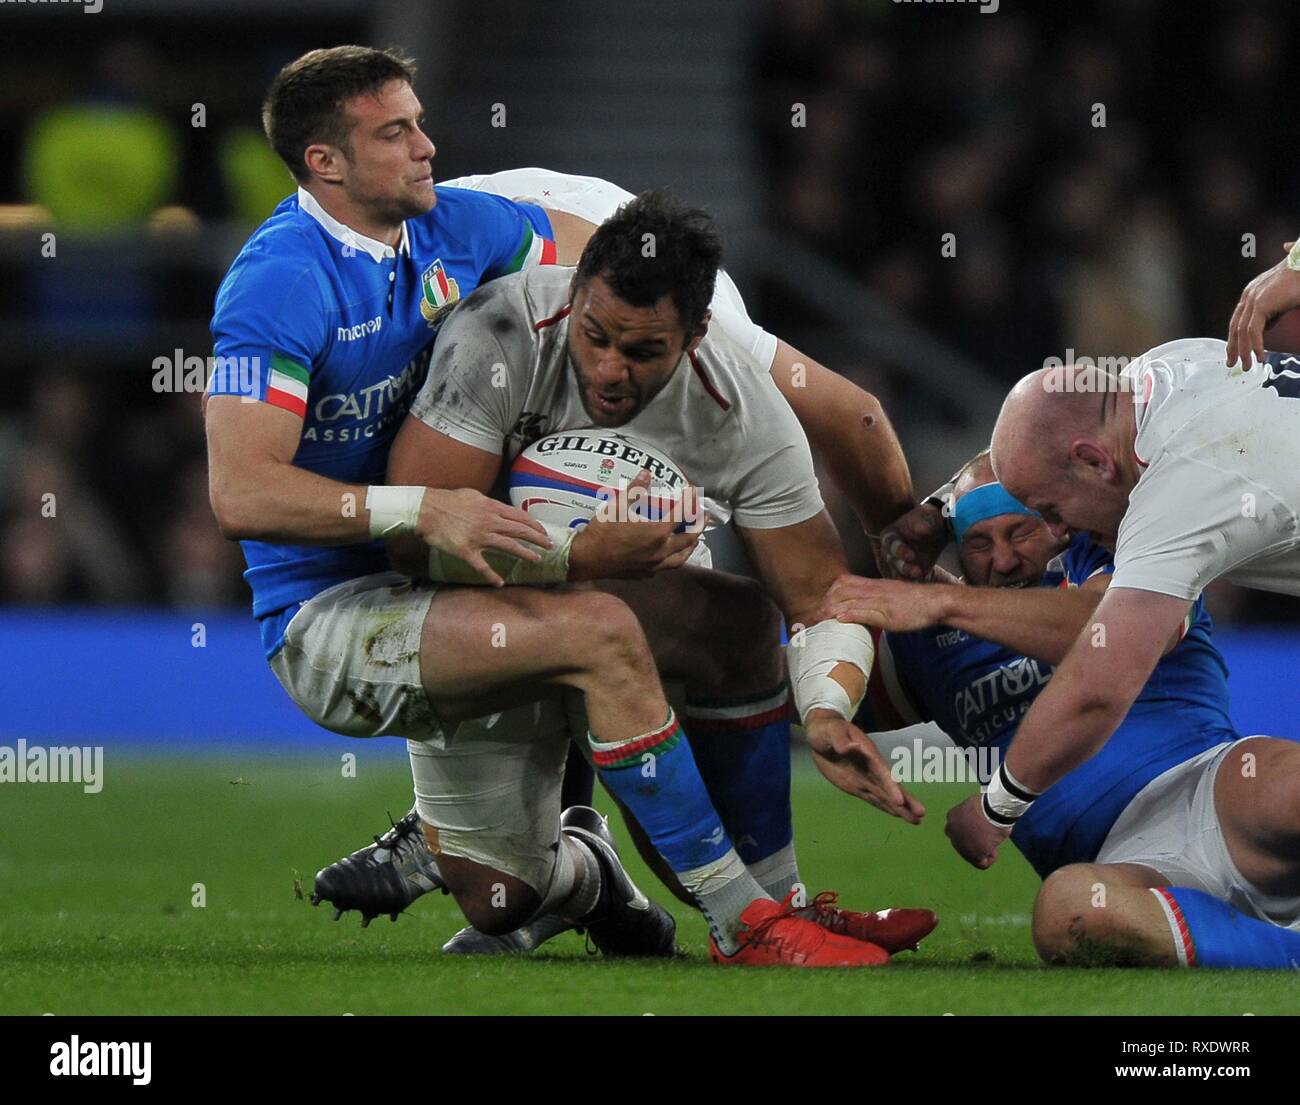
[748,842,800,903]
[680,849,771,955]
[555,837,603,922]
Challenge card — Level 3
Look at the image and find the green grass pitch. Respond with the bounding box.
[1,753,1293,1015]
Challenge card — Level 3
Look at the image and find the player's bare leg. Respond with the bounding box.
[419,583,890,962]
[440,569,778,953]
[1035,742,1300,969]
[584,568,784,907]
[444,567,934,955]
[1213,737,1300,899]
[406,584,679,950]
[593,568,935,952]
[1032,862,1176,966]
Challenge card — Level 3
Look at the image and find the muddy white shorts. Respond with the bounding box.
[270,571,573,888]
[1096,738,1300,930]
[270,572,439,738]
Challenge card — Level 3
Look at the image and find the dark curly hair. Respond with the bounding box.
[262,46,417,183]
[573,189,723,334]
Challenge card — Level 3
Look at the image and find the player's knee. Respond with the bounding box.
[437,854,540,934]
[1033,864,1112,964]
[573,592,655,675]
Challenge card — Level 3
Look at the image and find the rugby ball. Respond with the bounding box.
[507,429,693,531]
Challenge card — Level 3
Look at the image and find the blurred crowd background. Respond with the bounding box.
[1,0,1297,625]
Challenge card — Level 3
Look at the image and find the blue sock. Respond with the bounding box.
[1156,887,1300,969]
[590,710,734,873]
[685,686,794,867]
[592,709,770,950]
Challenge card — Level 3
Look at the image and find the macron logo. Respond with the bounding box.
[337,316,383,342]
[50,1036,151,1086]
[702,825,726,847]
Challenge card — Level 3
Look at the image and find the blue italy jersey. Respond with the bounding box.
[208,186,554,656]
[858,533,1239,877]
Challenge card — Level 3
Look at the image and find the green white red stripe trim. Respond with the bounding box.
[590,712,682,770]
[505,224,557,274]
[265,354,309,418]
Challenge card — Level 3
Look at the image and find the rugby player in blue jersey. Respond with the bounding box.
[207,49,918,966]
[826,451,1300,968]
[206,46,695,960]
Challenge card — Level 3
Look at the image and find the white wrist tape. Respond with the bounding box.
[1287,239,1300,273]
[365,485,426,539]
[981,760,1041,827]
[787,620,875,722]
[426,522,576,585]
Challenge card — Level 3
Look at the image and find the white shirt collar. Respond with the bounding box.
[296,187,409,262]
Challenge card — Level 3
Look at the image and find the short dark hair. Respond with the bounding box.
[262,46,417,183]
[573,189,722,333]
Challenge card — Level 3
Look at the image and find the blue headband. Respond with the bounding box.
[952,482,1040,544]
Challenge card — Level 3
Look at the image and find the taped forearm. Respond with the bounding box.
[787,620,876,722]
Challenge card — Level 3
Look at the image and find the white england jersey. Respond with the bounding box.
[438,167,780,370]
[410,265,823,531]
[1110,337,1300,600]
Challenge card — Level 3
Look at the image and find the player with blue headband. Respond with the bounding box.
[824,448,1300,971]
[952,481,1041,546]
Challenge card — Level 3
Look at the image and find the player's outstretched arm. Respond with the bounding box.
[208,396,548,585]
[768,340,914,536]
[944,586,1191,868]
[823,573,1106,664]
[741,511,924,823]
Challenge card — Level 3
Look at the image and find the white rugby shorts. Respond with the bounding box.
[270,571,572,889]
[1096,737,1300,930]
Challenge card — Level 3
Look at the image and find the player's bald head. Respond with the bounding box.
[988,363,1138,546]
[991,365,1110,498]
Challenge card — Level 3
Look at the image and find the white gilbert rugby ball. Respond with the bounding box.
[508,430,690,529]
[507,430,712,568]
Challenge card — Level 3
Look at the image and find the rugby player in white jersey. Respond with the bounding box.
[311,170,933,959]
[942,345,1300,939]
[302,190,929,966]
[438,168,914,536]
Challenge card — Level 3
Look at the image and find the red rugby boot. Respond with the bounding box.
[803,891,938,953]
[710,892,891,967]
